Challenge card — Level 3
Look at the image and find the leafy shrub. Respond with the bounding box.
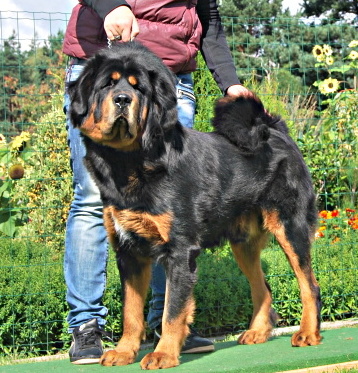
[193,53,221,132]
[194,247,252,335]
[0,238,67,355]
[0,237,125,356]
[263,210,358,325]
[299,90,358,209]
[0,131,32,237]
[1,219,357,356]
[12,92,72,249]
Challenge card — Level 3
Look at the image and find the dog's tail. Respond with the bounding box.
[212,93,285,155]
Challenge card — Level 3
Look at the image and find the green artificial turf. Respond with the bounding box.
[2,327,358,373]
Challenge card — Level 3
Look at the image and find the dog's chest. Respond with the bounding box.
[103,205,172,249]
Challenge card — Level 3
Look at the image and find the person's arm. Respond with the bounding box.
[80,0,139,41]
[80,0,129,19]
[197,0,249,96]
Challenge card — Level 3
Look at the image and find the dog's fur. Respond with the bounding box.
[68,42,322,370]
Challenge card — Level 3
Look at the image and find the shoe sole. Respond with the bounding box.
[71,357,100,364]
[181,345,215,354]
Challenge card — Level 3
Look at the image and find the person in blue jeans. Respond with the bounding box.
[63,0,250,365]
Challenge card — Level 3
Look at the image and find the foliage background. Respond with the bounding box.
[0,2,357,359]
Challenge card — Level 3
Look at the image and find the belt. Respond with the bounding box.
[69,57,87,66]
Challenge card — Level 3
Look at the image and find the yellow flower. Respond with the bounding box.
[9,131,31,151]
[319,78,340,94]
[312,45,324,61]
[325,56,334,65]
[348,40,358,48]
[348,51,358,60]
[323,44,333,56]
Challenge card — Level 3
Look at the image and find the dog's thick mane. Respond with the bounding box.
[212,95,288,155]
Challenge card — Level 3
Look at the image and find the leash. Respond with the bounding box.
[107,34,136,48]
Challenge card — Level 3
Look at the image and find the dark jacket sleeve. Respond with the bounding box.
[197,0,241,93]
[80,0,130,19]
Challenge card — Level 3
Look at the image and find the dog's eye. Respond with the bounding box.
[109,79,118,87]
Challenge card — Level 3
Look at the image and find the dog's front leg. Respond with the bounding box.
[140,246,200,370]
[100,253,151,366]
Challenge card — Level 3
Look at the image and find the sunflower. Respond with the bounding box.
[348,50,358,60]
[312,45,324,61]
[322,44,333,56]
[9,164,25,180]
[9,131,30,151]
[348,40,358,48]
[319,77,340,94]
[325,56,334,65]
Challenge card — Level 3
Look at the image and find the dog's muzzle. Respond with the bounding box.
[114,94,132,111]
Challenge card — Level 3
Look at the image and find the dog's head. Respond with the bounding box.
[68,42,178,152]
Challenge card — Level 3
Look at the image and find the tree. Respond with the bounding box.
[302,0,358,19]
[0,32,24,135]
[219,0,284,19]
[218,3,357,95]
[0,31,66,136]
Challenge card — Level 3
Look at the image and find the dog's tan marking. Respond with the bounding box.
[127,172,140,193]
[111,71,121,81]
[262,209,322,346]
[139,104,149,129]
[140,287,195,369]
[230,214,274,344]
[79,94,142,150]
[80,97,116,140]
[100,258,151,366]
[128,75,138,86]
[106,206,172,245]
[103,207,118,247]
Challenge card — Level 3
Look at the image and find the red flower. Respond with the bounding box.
[319,210,339,219]
[319,210,328,218]
[331,210,339,217]
[315,231,325,238]
[348,216,358,230]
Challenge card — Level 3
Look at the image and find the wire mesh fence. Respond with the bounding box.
[0,11,357,358]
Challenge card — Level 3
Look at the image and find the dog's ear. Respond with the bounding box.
[141,64,178,155]
[150,67,178,130]
[67,56,101,127]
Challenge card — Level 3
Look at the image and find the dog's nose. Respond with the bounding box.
[114,94,132,107]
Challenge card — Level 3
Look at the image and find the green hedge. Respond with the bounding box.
[1,226,357,356]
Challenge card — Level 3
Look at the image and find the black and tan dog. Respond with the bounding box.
[68,42,321,370]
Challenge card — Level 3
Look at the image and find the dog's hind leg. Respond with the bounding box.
[262,210,322,346]
[100,254,151,366]
[231,227,278,345]
[141,247,199,370]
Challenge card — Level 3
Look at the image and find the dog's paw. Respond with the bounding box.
[100,349,136,366]
[291,330,322,347]
[140,352,179,370]
[237,329,271,345]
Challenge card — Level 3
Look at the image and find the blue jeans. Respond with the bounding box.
[64,64,195,330]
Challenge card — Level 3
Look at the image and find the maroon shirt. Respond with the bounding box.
[63,0,241,92]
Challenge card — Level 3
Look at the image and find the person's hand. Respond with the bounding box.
[226,84,253,97]
[104,6,139,42]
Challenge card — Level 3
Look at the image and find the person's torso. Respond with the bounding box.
[63,0,202,73]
